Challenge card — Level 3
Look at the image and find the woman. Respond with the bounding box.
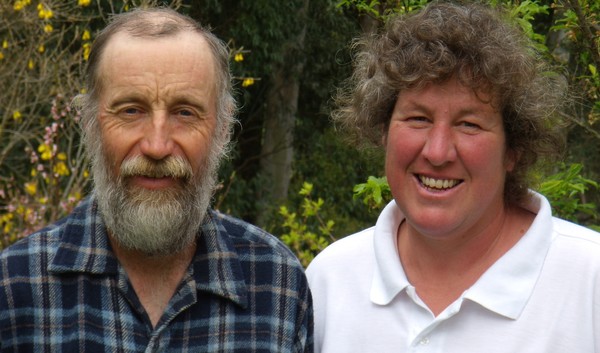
[306,2,600,352]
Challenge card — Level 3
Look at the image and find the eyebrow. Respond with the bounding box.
[171,96,210,114]
[106,92,211,114]
[106,92,148,108]
[398,97,490,118]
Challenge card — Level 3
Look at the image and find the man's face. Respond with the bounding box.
[91,30,221,256]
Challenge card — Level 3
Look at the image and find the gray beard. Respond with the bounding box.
[92,150,218,257]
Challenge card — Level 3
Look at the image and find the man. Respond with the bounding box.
[0,8,313,352]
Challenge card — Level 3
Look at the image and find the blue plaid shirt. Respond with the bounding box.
[0,196,313,352]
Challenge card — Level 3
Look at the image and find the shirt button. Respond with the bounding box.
[419,337,430,345]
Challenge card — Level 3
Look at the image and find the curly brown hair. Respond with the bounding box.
[333,1,566,205]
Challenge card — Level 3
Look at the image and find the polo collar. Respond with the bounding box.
[370,192,553,319]
[370,200,410,305]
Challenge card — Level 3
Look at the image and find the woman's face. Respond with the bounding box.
[385,78,515,241]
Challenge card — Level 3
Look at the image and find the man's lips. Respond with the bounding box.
[128,175,179,190]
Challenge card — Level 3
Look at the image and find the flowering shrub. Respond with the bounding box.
[0,95,89,248]
[0,0,100,249]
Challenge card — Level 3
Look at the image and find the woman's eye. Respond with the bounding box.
[460,121,481,129]
[404,116,430,126]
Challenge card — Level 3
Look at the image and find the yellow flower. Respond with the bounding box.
[44,24,53,33]
[24,182,37,196]
[83,42,91,61]
[78,0,91,6]
[37,4,54,20]
[28,59,35,70]
[242,78,255,87]
[82,42,92,60]
[0,52,4,60]
[83,169,89,178]
[38,144,52,160]
[2,40,8,49]
[57,152,67,160]
[53,162,70,176]
[12,110,22,121]
[38,197,48,205]
[234,53,244,62]
[13,1,24,11]
[38,44,45,53]
[31,168,37,177]
[82,29,91,41]
[38,7,53,20]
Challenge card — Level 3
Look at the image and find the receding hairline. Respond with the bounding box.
[88,9,223,98]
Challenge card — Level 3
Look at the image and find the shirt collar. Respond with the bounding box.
[49,195,248,309]
[370,200,410,305]
[192,210,248,309]
[49,195,119,275]
[463,192,552,319]
[370,191,553,319]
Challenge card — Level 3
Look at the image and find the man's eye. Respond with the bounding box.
[122,107,141,115]
[176,109,195,117]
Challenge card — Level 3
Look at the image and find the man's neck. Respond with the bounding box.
[109,236,197,328]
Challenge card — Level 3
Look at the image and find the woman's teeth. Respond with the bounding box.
[419,175,460,190]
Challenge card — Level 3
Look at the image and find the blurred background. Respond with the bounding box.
[1,0,598,266]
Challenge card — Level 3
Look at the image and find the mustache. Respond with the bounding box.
[120,155,193,180]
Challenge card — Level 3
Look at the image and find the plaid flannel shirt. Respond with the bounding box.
[0,196,313,353]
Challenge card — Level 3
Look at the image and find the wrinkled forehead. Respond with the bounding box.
[96,30,215,89]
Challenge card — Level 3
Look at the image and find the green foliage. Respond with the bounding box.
[551,0,600,125]
[337,0,428,21]
[353,176,391,211]
[538,163,598,224]
[337,0,382,18]
[279,182,336,267]
[504,0,550,49]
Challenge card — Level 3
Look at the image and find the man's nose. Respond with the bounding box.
[139,111,175,160]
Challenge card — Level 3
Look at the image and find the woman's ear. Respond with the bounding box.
[505,148,519,172]
[381,123,389,147]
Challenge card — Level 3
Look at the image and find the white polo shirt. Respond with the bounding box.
[306,192,600,353]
